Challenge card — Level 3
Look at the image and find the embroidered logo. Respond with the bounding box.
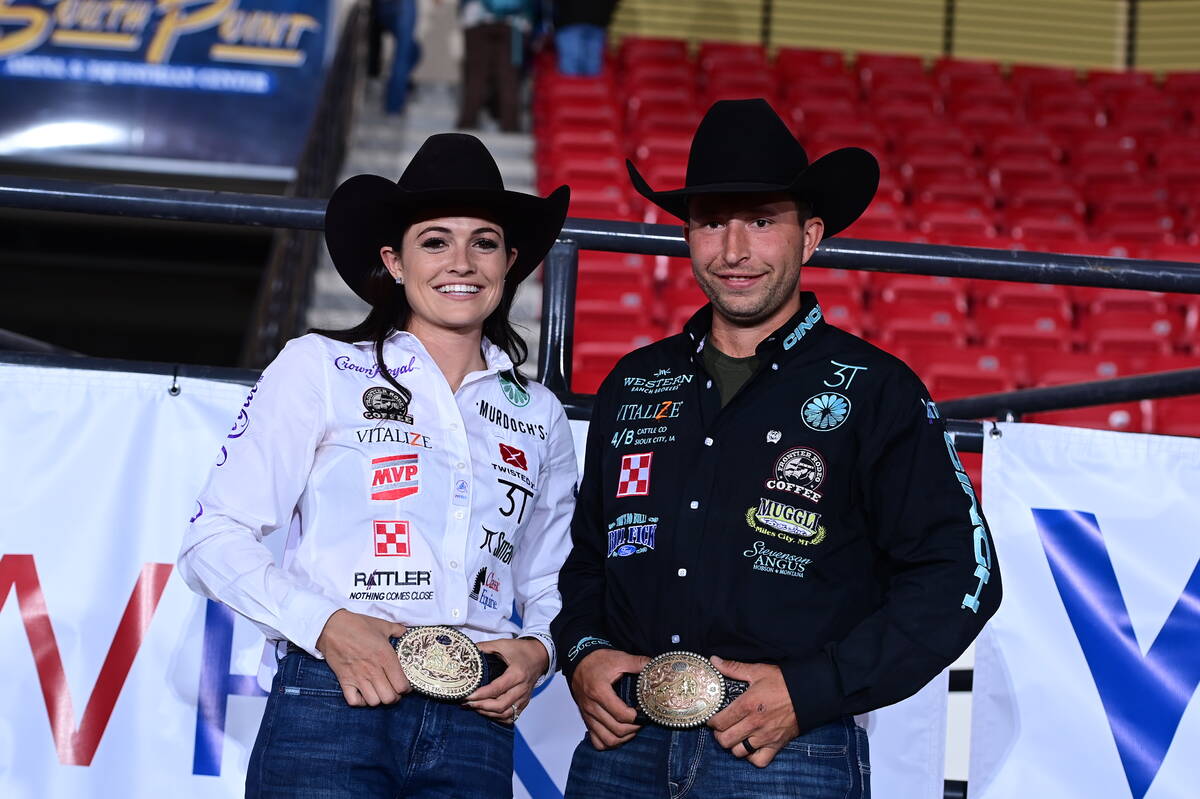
[616,452,653,497]
[606,513,658,558]
[765,447,825,502]
[362,385,413,424]
[743,540,812,579]
[370,454,420,501]
[499,442,528,471]
[499,372,531,407]
[373,520,411,556]
[745,498,826,544]
[469,566,502,610]
[802,392,850,431]
[766,430,782,444]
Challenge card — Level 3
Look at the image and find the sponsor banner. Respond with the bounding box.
[0,366,948,799]
[971,423,1200,799]
[0,0,329,169]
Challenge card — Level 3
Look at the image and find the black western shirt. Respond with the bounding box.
[551,293,1002,733]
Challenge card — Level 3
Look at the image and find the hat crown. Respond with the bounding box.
[397,133,506,193]
[686,99,809,187]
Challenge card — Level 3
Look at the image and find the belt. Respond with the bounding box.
[286,626,508,701]
[614,651,750,728]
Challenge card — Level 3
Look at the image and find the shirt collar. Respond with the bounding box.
[683,292,826,364]
[354,330,515,376]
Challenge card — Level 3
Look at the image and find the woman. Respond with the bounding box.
[178,133,575,797]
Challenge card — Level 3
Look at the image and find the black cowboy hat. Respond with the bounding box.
[627,98,879,237]
[325,133,570,301]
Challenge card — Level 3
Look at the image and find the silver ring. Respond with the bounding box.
[511,703,520,722]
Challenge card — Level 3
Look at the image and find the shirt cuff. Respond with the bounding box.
[285,592,346,659]
[520,631,557,686]
[779,650,845,734]
[560,634,615,683]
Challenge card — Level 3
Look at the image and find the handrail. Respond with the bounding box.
[1,176,1198,294]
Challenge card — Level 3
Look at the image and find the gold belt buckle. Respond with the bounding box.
[393,625,485,700]
[636,651,727,728]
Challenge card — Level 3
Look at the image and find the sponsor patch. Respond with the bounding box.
[334,354,417,380]
[606,512,659,558]
[469,566,502,610]
[743,540,813,579]
[499,372,531,407]
[478,399,546,439]
[745,498,826,545]
[499,442,528,470]
[355,427,433,447]
[370,454,419,500]
[616,452,653,498]
[349,570,432,601]
[765,447,825,502]
[824,360,868,389]
[568,636,612,662]
[452,478,470,506]
[616,400,683,422]
[497,479,534,524]
[623,368,695,394]
[479,525,515,564]
[782,305,823,350]
[373,520,411,556]
[802,392,851,431]
[362,385,414,424]
[766,430,782,444]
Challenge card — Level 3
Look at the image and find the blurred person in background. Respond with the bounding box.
[457,0,533,131]
[179,133,574,798]
[378,0,422,114]
[553,0,617,76]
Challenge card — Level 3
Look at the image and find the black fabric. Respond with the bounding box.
[626,99,879,236]
[551,292,1002,734]
[324,133,569,300]
[702,342,758,407]
[554,0,617,27]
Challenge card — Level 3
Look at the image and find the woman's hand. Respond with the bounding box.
[315,609,410,706]
[464,637,550,723]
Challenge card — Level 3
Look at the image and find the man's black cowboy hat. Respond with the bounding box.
[325,133,570,302]
[627,98,879,237]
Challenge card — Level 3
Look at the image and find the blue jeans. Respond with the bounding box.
[564,716,869,799]
[378,0,420,113]
[246,652,515,798]
[555,24,606,76]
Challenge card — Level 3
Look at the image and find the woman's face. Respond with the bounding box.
[379,213,517,336]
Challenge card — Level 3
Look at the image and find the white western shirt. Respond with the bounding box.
[178,331,576,676]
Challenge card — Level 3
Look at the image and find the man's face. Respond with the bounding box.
[685,193,824,327]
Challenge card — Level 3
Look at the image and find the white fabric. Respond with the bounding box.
[178,332,577,674]
[970,422,1200,799]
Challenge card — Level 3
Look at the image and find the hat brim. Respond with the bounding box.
[325,174,570,302]
[627,147,879,238]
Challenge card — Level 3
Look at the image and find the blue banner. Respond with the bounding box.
[0,0,330,170]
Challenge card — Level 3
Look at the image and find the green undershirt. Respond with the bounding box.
[703,341,759,407]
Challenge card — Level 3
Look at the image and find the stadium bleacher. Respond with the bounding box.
[530,41,1199,432]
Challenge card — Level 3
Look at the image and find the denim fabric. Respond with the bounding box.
[564,716,869,799]
[246,652,514,798]
[555,24,606,76]
[378,0,420,113]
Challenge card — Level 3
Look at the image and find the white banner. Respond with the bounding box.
[0,363,945,797]
[971,423,1200,799]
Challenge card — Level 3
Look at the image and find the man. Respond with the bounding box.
[551,99,1001,797]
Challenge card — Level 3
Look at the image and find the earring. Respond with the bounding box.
[395,276,404,285]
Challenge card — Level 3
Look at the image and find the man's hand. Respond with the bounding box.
[568,649,650,750]
[464,637,550,722]
[706,656,799,768]
[315,609,409,707]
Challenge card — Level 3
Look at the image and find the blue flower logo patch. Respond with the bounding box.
[802,393,851,431]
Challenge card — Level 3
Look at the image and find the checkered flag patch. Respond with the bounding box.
[373,520,411,557]
[616,452,653,497]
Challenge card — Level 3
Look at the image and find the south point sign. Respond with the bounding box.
[0,0,321,67]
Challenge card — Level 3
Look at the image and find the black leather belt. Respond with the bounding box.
[614,651,750,728]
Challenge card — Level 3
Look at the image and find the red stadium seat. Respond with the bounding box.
[819,300,871,337]
[947,81,1020,114]
[923,364,1018,401]
[628,106,703,137]
[954,104,1020,138]
[1086,69,1155,96]
[1091,210,1178,246]
[974,280,1073,315]
[874,98,942,135]
[776,47,845,78]
[934,57,1004,91]
[1073,156,1145,191]
[1075,287,1171,315]
[1039,109,1103,144]
[782,72,860,103]
[973,306,1071,346]
[1009,182,1087,217]
[1010,64,1079,96]
[1079,308,1185,350]
[1027,402,1146,433]
[873,274,969,309]
[841,199,912,240]
[1025,351,1125,386]
[626,87,697,123]
[913,202,997,240]
[902,343,1028,384]
[619,37,689,66]
[895,123,975,158]
[800,266,864,296]
[876,313,970,350]
[983,129,1063,162]
[870,74,941,106]
[633,130,692,161]
[1069,130,1140,164]
[989,155,1065,192]
[983,322,1071,352]
[875,172,907,204]
[1149,396,1200,437]
[1085,181,1169,216]
[625,61,694,88]
[1028,85,1100,119]
[903,151,978,185]
[913,176,994,208]
[1007,210,1088,244]
[857,53,926,90]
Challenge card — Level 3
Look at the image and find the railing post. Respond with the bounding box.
[537,240,579,394]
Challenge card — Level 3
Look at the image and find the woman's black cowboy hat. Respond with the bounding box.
[627,98,879,237]
[325,133,570,301]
